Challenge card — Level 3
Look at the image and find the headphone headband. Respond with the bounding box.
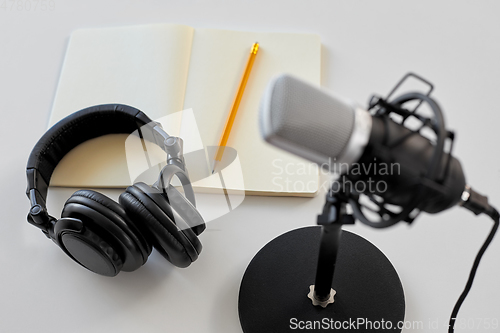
[26,104,166,233]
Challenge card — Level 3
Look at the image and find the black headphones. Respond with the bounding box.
[26,104,206,276]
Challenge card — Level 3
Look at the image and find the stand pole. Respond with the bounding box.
[313,223,342,301]
[312,193,354,303]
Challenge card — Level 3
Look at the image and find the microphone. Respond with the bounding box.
[259,74,466,216]
[260,74,499,333]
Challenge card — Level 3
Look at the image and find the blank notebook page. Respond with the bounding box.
[183,28,321,195]
[49,24,193,187]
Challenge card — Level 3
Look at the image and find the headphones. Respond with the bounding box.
[26,104,206,277]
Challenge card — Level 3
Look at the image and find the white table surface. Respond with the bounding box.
[1,1,499,332]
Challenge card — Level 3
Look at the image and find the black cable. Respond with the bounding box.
[448,207,499,333]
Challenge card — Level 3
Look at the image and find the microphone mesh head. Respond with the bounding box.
[260,74,355,164]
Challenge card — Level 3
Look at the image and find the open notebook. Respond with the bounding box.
[49,23,321,196]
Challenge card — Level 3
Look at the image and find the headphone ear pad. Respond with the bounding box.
[119,184,202,268]
[62,190,152,272]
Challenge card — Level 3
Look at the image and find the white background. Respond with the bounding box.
[1,1,500,332]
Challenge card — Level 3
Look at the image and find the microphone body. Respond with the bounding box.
[357,114,465,213]
[259,74,466,214]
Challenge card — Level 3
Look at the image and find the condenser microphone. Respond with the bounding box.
[259,74,466,215]
[259,75,372,169]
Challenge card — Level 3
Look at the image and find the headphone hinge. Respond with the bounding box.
[152,124,187,171]
[27,189,56,238]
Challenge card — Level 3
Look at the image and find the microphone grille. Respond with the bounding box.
[260,74,356,164]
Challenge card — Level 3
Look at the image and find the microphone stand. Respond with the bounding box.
[238,188,405,333]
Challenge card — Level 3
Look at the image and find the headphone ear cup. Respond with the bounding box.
[119,183,202,268]
[62,190,152,273]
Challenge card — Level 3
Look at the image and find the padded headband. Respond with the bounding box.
[26,104,155,210]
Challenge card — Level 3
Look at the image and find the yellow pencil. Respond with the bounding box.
[212,42,259,174]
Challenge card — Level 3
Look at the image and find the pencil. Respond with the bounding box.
[212,42,259,174]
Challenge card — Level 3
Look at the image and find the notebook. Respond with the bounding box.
[48,23,321,197]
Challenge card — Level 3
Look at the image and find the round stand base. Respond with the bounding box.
[238,226,405,332]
